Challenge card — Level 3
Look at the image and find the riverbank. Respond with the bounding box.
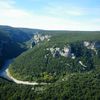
[0,60,47,86]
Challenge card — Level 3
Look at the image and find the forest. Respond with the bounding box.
[0,27,100,99]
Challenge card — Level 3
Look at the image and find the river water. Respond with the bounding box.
[0,59,13,80]
[0,59,47,85]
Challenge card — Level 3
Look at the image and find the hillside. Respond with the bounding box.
[39,68,100,100]
[0,67,100,100]
[0,30,100,99]
[18,28,43,35]
[0,25,41,68]
[0,30,26,68]
[0,26,31,42]
[9,31,100,83]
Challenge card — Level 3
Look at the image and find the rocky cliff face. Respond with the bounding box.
[25,33,51,49]
[46,46,71,58]
[46,40,100,58]
[34,33,51,44]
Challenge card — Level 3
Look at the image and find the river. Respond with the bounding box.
[0,59,47,86]
[0,59,13,81]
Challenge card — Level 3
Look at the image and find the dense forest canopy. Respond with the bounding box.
[9,32,100,83]
[0,26,100,99]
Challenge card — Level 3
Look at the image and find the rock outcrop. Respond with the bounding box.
[34,33,51,44]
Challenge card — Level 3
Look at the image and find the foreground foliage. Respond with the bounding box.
[0,67,100,100]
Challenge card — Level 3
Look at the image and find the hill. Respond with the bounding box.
[9,31,100,83]
[0,25,41,68]
[0,25,40,42]
[0,30,25,68]
[39,67,100,100]
[0,68,100,100]
[0,30,100,99]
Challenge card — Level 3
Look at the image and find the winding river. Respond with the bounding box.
[0,59,47,86]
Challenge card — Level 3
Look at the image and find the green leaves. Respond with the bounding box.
[9,32,100,82]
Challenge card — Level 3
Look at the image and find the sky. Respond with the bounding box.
[0,0,100,30]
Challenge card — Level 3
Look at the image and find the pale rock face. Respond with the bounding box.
[79,61,87,68]
[71,53,75,59]
[84,41,95,49]
[48,46,71,58]
[84,41,90,47]
[44,55,47,59]
[46,48,49,50]
[89,43,98,55]
[34,33,51,44]
[47,38,50,41]
[64,47,70,53]
[50,48,55,54]
[60,46,71,57]
[34,34,40,43]
[60,52,65,57]
[40,36,45,41]
[49,47,60,57]
[54,48,60,57]
[90,43,95,50]
[45,35,51,39]
[28,38,36,49]
[55,47,60,51]
[34,34,40,41]
[53,51,60,57]
[84,41,97,55]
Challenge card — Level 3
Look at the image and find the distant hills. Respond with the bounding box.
[0,25,42,42]
[0,25,41,68]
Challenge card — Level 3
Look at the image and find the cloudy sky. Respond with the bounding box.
[0,0,100,30]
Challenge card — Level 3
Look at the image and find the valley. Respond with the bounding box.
[0,59,47,86]
[0,25,100,100]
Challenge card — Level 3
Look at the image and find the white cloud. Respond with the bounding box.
[0,0,100,31]
[0,0,30,18]
[0,0,15,8]
[1,9,31,18]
